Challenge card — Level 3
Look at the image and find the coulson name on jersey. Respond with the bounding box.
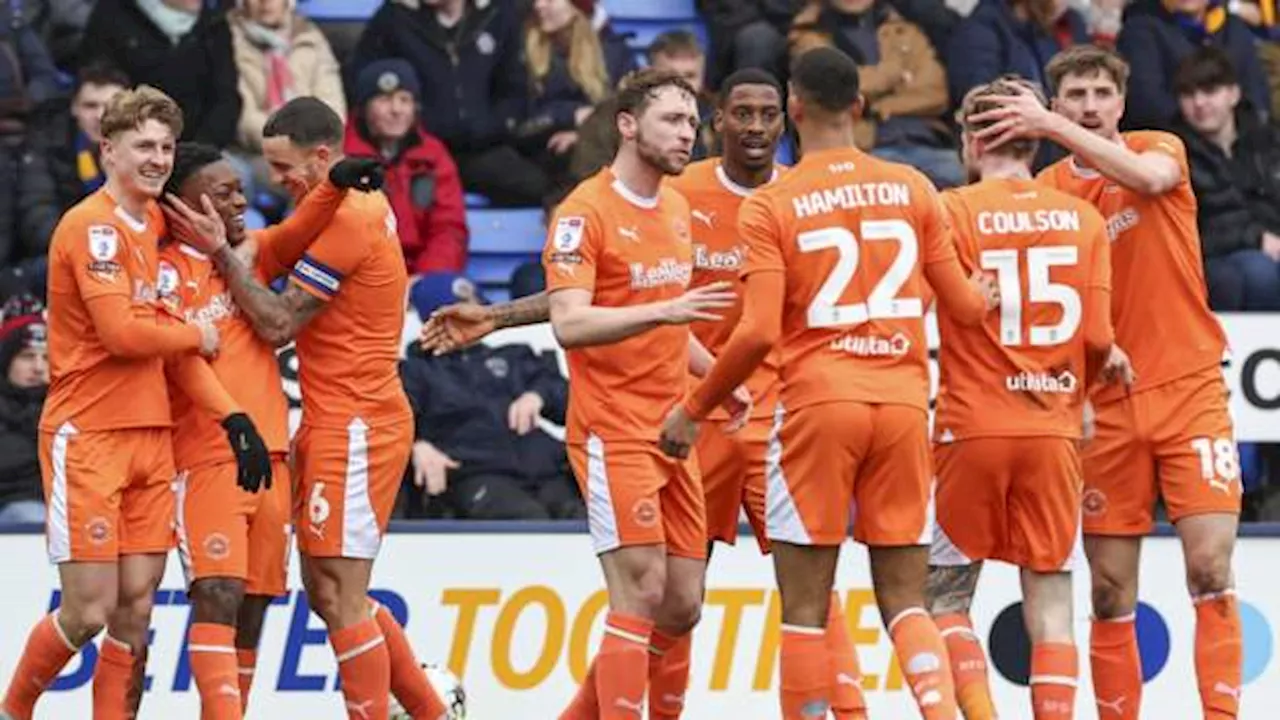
[629,258,693,290]
[792,182,912,219]
[976,210,1082,235]
[693,244,745,272]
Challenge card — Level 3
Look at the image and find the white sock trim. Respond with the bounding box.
[49,610,79,652]
[188,644,236,655]
[1092,613,1136,624]
[886,607,928,634]
[779,623,825,636]
[1029,674,1079,688]
[1193,589,1237,605]
[603,624,650,646]
[335,635,385,664]
[939,626,978,640]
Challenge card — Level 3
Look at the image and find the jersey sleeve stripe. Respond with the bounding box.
[299,253,344,282]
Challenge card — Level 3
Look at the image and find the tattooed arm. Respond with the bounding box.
[210,244,324,346]
[419,291,552,354]
[925,563,984,616]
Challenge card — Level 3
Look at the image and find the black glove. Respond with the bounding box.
[221,413,272,493]
[329,157,385,192]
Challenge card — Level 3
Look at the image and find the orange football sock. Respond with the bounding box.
[92,635,136,720]
[2,612,80,720]
[235,649,256,714]
[372,602,449,719]
[1090,616,1141,720]
[935,612,997,720]
[594,611,653,720]
[558,658,599,720]
[825,594,868,719]
[780,624,831,719]
[329,617,390,720]
[188,623,242,720]
[1030,642,1077,719]
[888,608,959,720]
[1194,591,1242,719]
[647,629,691,719]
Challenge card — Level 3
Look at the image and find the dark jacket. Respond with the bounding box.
[401,342,569,482]
[1117,0,1269,130]
[524,27,635,137]
[1174,110,1280,259]
[946,0,1088,103]
[0,9,60,127]
[351,0,530,153]
[343,116,469,274]
[79,0,241,147]
[23,99,90,245]
[0,381,44,509]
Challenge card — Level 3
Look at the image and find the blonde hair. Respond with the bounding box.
[526,8,612,105]
[957,75,1047,161]
[100,84,184,141]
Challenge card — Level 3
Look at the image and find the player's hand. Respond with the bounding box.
[412,440,459,496]
[970,269,1000,311]
[328,157,385,192]
[221,413,272,493]
[659,404,699,459]
[508,392,545,436]
[197,321,220,358]
[967,82,1059,149]
[420,303,495,355]
[721,385,753,434]
[1098,344,1137,389]
[662,281,737,325]
[163,193,228,255]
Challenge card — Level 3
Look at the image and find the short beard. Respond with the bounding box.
[636,129,688,176]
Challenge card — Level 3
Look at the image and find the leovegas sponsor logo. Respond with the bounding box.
[693,243,745,272]
[629,258,692,290]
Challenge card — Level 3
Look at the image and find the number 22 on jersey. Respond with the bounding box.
[980,246,1081,347]
[799,220,922,328]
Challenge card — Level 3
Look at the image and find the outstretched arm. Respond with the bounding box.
[420,291,553,354]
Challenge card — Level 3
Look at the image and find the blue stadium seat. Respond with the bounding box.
[775,134,796,167]
[467,254,534,286]
[243,208,267,231]
[465,193,492,209]
[614,20,708,54]
[604,0,697,21]
[297,0,382,20]
[467,208,545,254]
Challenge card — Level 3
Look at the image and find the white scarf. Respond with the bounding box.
[135,0,200,45]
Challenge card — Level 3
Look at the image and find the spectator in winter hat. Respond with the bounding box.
[344,59,468,274]
[0,294,48,525]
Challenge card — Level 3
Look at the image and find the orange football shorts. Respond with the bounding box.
[1083,366,1240,535]
[766,402,932,547]
[568,436,706,560]
[699,416,769,552]
[293,421,412,559]
[39,424,176,563]
[176,457,291,597]
[931,437,1083,572]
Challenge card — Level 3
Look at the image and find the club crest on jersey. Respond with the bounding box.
[157,261,180,298]
[87,225,118,261]
[554,216,585,252]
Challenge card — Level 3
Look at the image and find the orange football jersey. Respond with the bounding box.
[41,190,181,432]
[159,242,290,468]
[1038,131,1226,403]
[543,169,695,443]
[288,191,413,429]
[667,158,783,420]
[739,146,953,413]
[933,178,1111,440]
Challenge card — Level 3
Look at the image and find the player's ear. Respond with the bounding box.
[851,94,866,122]
[712,107,724,135]
[617,110,638,141]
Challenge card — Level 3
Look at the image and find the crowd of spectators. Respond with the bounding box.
[1,0,1280,521]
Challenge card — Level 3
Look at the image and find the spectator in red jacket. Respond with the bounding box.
[343,58,469,274]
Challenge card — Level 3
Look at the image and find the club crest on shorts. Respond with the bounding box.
[88,225,119,261]
[1082,488,1107,517]
[204,532,231,561]
[85,517,111,546]
[631,498,658,528]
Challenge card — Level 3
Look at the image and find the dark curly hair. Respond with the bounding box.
[164,142,225,199]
